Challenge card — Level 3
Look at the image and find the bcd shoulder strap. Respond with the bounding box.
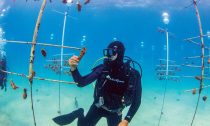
[123,66,139,106]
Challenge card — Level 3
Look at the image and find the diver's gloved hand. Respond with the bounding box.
[69,55,79,71]
[118,120,129,126]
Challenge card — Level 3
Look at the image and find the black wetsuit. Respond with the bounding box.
[71,64,142,126]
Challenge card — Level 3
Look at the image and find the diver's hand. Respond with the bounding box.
[69,55,79,71]
[118,120,128,126]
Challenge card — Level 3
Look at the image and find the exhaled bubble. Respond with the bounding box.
[207,31,210,38]
[113,37,117,41]
[50,33,54,40]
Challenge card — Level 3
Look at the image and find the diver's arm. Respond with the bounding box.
[71,65,103,87]
[124,74,142,123]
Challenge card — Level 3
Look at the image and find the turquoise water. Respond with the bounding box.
[0,0,210,126]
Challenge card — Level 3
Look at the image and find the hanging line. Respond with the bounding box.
[157,79,168,126]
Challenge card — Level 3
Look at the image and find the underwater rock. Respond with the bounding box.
[77,1,82,12]
[10,80,18,90]
[23,88,27,100]
[74,97,78,108]
[192,88,196,95]
[203,96,207,102]
[195,76,201,81]
[30,70,36,78]
[208,58,210,64]
[62,0,67,4]
[84,0,90,4]
[41,48,47,57]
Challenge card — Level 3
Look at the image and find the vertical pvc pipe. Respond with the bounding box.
[61,12,67,71]
[166,31,169,78]
[58,11,67,115]
[158,29,169,126]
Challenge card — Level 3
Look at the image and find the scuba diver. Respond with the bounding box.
[0,51,7,91]
[53,41,142,126]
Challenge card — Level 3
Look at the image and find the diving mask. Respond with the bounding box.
[103,46,118,58]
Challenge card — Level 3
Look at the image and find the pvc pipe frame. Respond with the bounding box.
[0,40,82,50]
[0,69,77,85]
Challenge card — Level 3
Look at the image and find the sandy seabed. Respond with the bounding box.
[0,78,210,126]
